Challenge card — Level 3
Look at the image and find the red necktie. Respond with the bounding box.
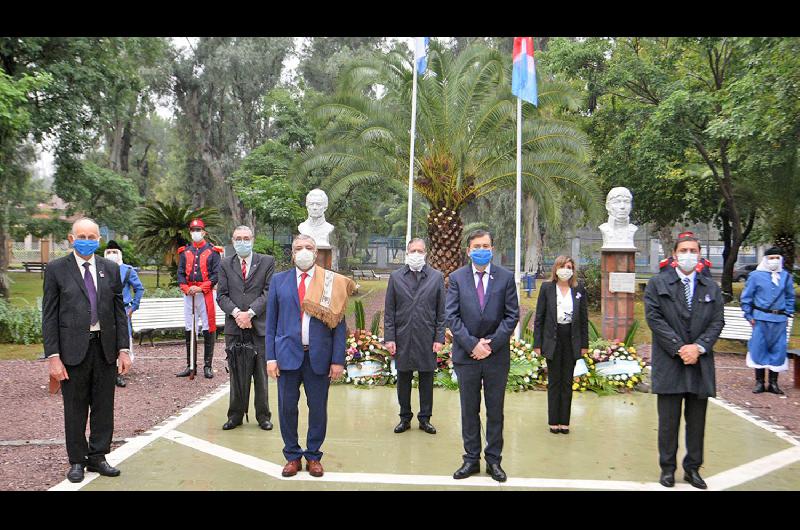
[241,258,247,280]
[298,272,308,322]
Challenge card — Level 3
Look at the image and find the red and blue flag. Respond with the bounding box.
[512,37,538,106]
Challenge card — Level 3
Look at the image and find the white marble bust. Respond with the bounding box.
[298,188,334,249]
[599,187,638,250]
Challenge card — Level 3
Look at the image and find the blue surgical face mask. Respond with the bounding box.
[234,241,252,258]
[470,248,493,266]
[73,239,99,256]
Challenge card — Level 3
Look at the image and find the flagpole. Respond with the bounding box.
[515,96,523,340]
[405,61,419,247]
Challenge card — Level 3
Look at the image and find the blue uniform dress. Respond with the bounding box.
[740,269,795,371]
[119,263,145,351]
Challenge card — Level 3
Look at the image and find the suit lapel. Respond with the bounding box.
[245,253,259,285]
[67,254,90,302]
[481,268,494,312]
[96,259,108,309]
[289,269,301,313]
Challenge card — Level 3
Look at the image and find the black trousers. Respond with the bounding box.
[657,393,708,473]
[61,336,117,465]
[397,370,434,422]
[548,324,577,426]
[225,335,271,424]
[454,361,509,465]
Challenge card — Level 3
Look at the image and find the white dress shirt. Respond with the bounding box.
[675,267,705,354]
[232,254,256,318]
[297,266,314,346]
[74,252,100,332]
[472,263,491,292]
[556,285,573,324]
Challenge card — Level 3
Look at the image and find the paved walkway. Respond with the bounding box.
[51,382,800,491]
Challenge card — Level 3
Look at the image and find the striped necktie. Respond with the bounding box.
[683,277,692,310]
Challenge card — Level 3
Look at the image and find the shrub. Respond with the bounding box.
[253,236,291,271]
[0,299,43,344]
[578,258,601,311]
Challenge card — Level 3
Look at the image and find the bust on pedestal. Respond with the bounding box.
[298,188,335,269]
[599,187,639,341]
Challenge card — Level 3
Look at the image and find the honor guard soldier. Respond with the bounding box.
[659,232,713,278]
[176,218,223,379]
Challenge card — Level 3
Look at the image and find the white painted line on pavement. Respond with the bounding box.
[705,446,800,490]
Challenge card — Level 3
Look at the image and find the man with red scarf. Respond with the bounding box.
[176,219,222,379]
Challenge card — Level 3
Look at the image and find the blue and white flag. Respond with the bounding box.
[512,37,538,106]
[414,37,430,74]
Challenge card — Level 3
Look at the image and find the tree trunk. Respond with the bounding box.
[119,119,132,174]
[657,225,674,259]
[523,195,542,274]
[427,206,464,281]
[0,198,10,300]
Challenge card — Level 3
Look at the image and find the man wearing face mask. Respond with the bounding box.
[103,240,144,388]
[42,218,131,483]
[216,226,275,430]
[384,238,446,435]
[446,230,520,483]
[176,218,222,379]
[740,246,795,395]
[658,231,713,277]
[266,234,355,477]
[644,232,725,489]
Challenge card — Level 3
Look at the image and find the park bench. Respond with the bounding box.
[22,262,47,273]
[352,269,380,280]
[719,305,798,389]
[130,297,226,347]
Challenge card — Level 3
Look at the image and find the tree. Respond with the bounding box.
[297,38,385,94]
[302,40,598,278]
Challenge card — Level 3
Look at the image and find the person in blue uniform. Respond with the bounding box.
[103,240,145,388]
[740,246,795,394]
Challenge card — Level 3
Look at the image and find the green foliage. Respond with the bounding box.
[370,310,382,337]
[578,258,601,311]
[588,319,601,343]
[134,201,222,267]
[96,239,145,268]
[520,310,535,344]
[434,370,460,391]
[353,300,366,330]
[147,286,183,298]
[252,236,291,271]
[0,298,42,344]
[623,320,640,348]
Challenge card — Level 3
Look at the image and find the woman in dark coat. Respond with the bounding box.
[533,256,589,434]
[384,238,446,435]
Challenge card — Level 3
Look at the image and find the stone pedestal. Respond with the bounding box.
[316,248,333,269]
[601,249,636,341]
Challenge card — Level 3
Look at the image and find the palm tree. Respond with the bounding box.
[301,40,600,278]
[134,201,222,269]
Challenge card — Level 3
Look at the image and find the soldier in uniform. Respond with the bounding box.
[176,219,223,379]
[659,232,713,278]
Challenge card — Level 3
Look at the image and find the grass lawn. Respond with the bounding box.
[0,343,44,361]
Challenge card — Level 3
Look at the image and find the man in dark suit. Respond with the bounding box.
[216,225,275,431]
[42,218,131,483]
[266,234,350,478]
[644,232,725,489]
[445,229,520,482]
[384,238,446,435]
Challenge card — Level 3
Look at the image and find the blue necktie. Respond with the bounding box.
[683,277,692,310]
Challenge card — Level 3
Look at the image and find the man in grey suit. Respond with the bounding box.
[43,218,131,483]
[216,225,275,431]
[644,232,725,489]
[446,230,519,483]
[384,238,446,435]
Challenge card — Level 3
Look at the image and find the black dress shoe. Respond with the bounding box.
[559,428,570,434]
[683,469,707,489]
[549,427,560,434]
[767,383,784,395]
[222,421,241,430]
[419,421,437,434]
[259,420,273,431]
[394,421,411,433]
[115,375,126,387]
[486,463,507,482]
[87,459,121,477]
[453,461,480,479]
[176,366,193,377]
[753,381,766,393]
[659,471,675,488]
[67,464,85,483]
[204,366,214,379]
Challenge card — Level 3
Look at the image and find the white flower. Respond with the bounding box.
[621,374,628,380]
[524,377,530,383]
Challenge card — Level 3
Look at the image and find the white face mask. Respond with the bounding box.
[191,231,204,243]
[556,268,573,281]
[766,258,782,272]
[676,253,698,273]
[294,248,316,270]
[405,252,426,271]
[104,251,122,265]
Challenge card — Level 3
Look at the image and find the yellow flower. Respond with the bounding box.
[572,383,579,390]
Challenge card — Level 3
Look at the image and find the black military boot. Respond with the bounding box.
[767,371,784,395]
[203,330,215,379]
[753,368,766,393]
[176,330,194,377]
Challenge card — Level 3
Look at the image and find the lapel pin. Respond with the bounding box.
[576,292,582,299]
[704,294,711,303]
[98,270,105,278]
